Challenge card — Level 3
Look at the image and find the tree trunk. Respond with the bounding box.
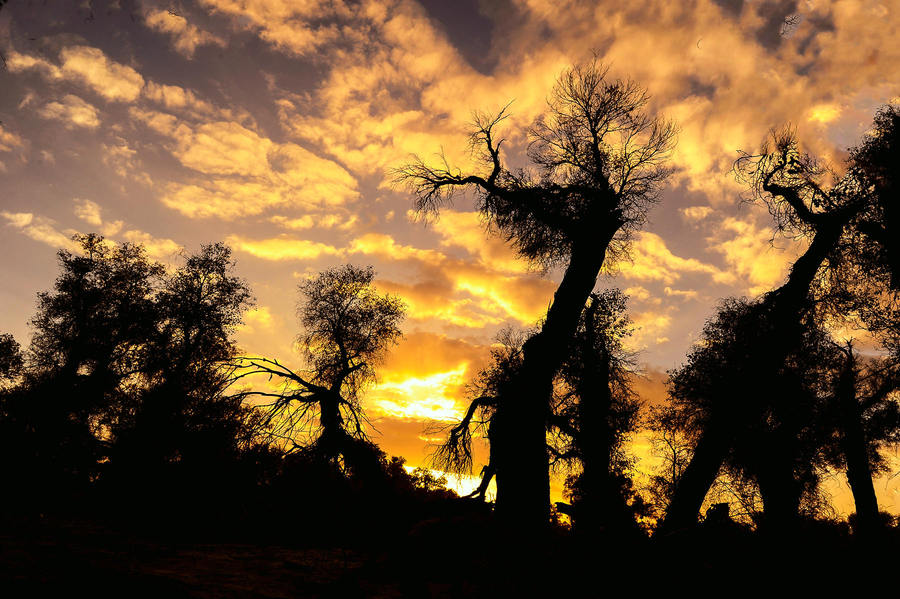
[656,424,729,534]
[756,434,801,531]
[318,392,344,461]
[573,306,610,534]
[494,224,619,530]
[836,353,880,532]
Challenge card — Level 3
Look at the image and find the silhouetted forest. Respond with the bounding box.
[2,59,900,595]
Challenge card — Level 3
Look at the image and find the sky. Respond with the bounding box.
[1,0,899,511]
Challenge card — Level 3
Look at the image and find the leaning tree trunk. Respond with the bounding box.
[495,223,620,530]
[657,221,844,535]
[836,353,881,532]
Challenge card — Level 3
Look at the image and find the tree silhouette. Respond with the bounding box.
[550,290,643,535]
[819,342,900,533]
[432,326,526,503]
[0,333,23,385]
[398,59,676,528]
[658,124,873,534]
[435,291,645,534]
[660,297,848,530]
[849,105,900,289]
[111,243,256,480]
[235,265,405,470]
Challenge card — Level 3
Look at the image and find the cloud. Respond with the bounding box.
[128,109,360,219]
[70,200,179,261]
[226,235,343,261]
[37,95,100,129]
[73,199,103,227]
[0,125,25,152]
[270,213,359,231]
[1,212,76,250]
[238,306,276,334]
[175,121,273,177]
[680,206,714,222]
[613,231,734,286]
[707,215,802,295]
[140,81,246,123]
[101,139,152,185]
[120,230,182,262]
[57,45,145,102]
[144,8,226,58]
[8,46,146,104]
[224,230,556,328]
[198,0,347,56]
[430,210,531,274]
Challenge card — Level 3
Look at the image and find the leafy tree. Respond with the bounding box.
[111,243,256,478]
[12,234,164,489]
[235,265,405,471]
[660,298,844,530]
[398,58,676,528]
[848,105,900,289]
[0,333,23,385]
[550,290,644,535]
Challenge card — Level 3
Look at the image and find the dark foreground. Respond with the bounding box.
[2,513,898,597]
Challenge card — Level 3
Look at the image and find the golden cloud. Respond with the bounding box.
[226,234,343,261]
[129,108,360,219]
[144,8,226,58]
[1,212,76,250]
[199,0,346,56]
[36,95,100,129]
[708,215,802,296]
[613,231,734,286]
[0,125,25,152]
[58,46,145,102]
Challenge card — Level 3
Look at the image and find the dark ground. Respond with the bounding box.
[2,513,897,597]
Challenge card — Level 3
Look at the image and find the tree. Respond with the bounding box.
[435,291,645,534]
[658,121,875,534]
[660,108,900,534]
[22,234,164,483]
[398,58,676,528]
[235,265,405,470]
[818,342,900,533]
[848,105,900,288]
[111,243,256,478]
[550,290,643,535]
[0,333,23,385]
[432,326,527,503]
[660,298,845,531]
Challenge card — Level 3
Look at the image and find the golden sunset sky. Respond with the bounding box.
[1,0,899,511]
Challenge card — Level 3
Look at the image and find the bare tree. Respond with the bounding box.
[398,58,676,529]
[234,265,405,469]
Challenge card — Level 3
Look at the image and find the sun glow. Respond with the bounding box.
[369,364,470,422]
